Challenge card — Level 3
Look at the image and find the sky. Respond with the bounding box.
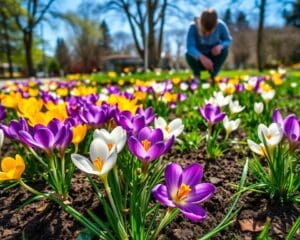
[40,0,290,56]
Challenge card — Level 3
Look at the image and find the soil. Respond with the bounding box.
[0,137,299,240]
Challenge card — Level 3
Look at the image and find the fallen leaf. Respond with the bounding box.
[238,218,265,232]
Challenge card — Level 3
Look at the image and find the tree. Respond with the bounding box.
[112,31,133,54]
[3,0,55,76]
[0,8,15,77]
[257,0,266,72]
[100,0,170,69]
[283,0,300,28]
[55,38,70,75]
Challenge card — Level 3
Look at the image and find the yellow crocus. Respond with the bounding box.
[17,97,43,118]
[57,88,69,97]
[0,154,25,181]
[172,77,180,85]
[28,88,39,97]
[72,124,88,145]
[163,92,177,102]
[1,92,22,109]
[108,71,117,78]
[107,95,140,114]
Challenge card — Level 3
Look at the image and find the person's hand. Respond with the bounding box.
[211,44,223,56]
[199,55,214,71]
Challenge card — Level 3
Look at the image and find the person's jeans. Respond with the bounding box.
[185,48,228,78]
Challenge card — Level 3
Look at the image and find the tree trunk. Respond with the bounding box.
[23,30,35,76]
[2,15,13,78]
[257,0,266,72]
[147,0,157,69]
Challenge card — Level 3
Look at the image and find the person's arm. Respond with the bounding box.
[186,24,202,60]
[219,22,232,48]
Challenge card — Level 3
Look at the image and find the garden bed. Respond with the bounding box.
[1,143,299,239]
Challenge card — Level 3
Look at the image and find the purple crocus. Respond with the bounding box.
[273,108,300,148]
[198,103,226,126]
[19,118,73,154]
[0,105,6,121]
[135,107,156,125]
[79,105,108,128]
[152,162,215,221]
[116,111,146,135]
[128,127,174,162]
[0,117,29,141]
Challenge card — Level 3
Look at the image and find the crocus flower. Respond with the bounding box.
[247,139,267,156]
[93,126,127,153]
[254,102,264,114]
[0,105,6,121]
[154,117,184,140]
[71,138,117,176]
[19,119,73,154]
[72,124,88,146]
[258,123,283,147]
[0,154,25,181]
[0,117,29,142]
[261,90,275,102]
[283,115,300,147]
[128,127,174,162]
[229,100,245,114]
[152,163,215,221]
[223,116,240,138]
[273,109,300,148]
[0,129,4,151]
[136,107,156,125]
[116,111,146,134]
[198,104,226,126]
[79,105,108,128]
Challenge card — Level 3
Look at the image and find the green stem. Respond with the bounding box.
[101,174,128,240]
[151,208,177,240]
[19,179,43,196]
[28,147,47,167]
[49,154,60,193]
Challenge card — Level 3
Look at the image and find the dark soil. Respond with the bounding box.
[0,139,299,240]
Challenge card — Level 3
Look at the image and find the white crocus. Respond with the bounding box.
[154,117,184,140]
[201,83,210,89]
[93,126,127,153]
[247,139,266,156]
[260,90,275,102]
[180,82,189,91]
[0,129,4,151]
[212,91,233,108]
[229,100,245,114]
[223,116,241,137]
[258,123,283,147]
[71,138,117,176]
[254,102,264,114]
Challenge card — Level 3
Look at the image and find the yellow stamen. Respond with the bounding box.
[93,157,104,172]
[266,134,272,140]
[142,139,151,151]
[177,184,191,201]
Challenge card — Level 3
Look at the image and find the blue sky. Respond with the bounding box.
[41,0,289,56]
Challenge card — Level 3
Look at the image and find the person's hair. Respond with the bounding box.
[200,8,217,32]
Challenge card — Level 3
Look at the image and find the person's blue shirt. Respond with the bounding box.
[186,18,232,60]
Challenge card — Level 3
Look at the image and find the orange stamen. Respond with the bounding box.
[142,139,151,151]
[177,184,191,201]
[93,157,104,171]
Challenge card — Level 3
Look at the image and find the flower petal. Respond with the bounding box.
[89,138,109,162]
[152,184,176,207]
[165,163,182,199]
[182,163,203,187]
[185,183,215,203]
[179,204,207,221]
[128,136,147,159]
[101,148,117,175]
[71,153,99,175]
